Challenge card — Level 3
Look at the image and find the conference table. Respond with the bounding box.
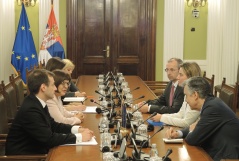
[46,75,213,161]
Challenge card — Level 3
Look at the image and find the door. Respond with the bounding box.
[67,0,156,80]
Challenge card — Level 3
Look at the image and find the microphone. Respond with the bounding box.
[95,90,111,99]
[90,99,115,128]
[137,112,157,128]
[90,99,109,114]
[139,126,164,153]
[124,86,140,94]
[162,149,173,161]
[124,95,145,104]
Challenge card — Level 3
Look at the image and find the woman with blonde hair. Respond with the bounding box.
[150,62,201,128]
[62,59,86,97]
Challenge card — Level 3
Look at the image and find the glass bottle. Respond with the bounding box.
[149,144,162,161]
[99,112,109,133]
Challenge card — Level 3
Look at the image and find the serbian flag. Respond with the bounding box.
[38,5,65,64]
[11,3,38,84]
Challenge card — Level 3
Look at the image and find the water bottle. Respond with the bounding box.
[99,112,109,133]
[100,128,111,152]
[149,144,162,161]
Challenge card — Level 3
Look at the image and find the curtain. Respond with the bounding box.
[207,0,239,85]
[0,0,15,83]
[163,0,185,80]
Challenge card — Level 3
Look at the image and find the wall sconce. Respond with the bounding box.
[16,0,37,7]
[186,0,207,8]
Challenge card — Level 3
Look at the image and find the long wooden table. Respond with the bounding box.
[46,75,213,161]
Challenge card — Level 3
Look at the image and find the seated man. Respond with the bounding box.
[5,69,94,155]
[139,58,184,114]
[166,77,239,161]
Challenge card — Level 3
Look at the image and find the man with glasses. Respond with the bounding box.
[139,58,184,114]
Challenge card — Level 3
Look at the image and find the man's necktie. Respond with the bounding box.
[169,85,175,107]
[44,105,49,114]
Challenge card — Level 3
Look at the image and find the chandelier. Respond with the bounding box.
[16,0,37,7]
[186,0,207,8]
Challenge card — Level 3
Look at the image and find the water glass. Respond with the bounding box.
[99,74,104,79]
[137,124,148,137]
[98,78,104,85]
[103,152,119,161]
[121,81,128,89]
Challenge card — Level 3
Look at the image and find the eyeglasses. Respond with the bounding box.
[61,81,70,87]
[164,68,178,72]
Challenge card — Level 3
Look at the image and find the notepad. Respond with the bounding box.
[63,97,85,102]
[147,120,165,126]
[82,106,97,114]
[62,137,98,146]
[163,138,183,144]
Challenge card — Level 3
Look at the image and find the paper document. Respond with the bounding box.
[82,106,97,114]
[62,137,98,146]
[163,138,183,143]
[63,97,85,102]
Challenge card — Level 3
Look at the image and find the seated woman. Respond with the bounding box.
[150,62,201,128]
[46,69,84,125]
[62,58,86,97]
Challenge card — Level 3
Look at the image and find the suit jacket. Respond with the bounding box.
[148,81,184,114]
[182,96,239,161]
[5,94,76,155]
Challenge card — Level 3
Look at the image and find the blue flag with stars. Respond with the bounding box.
[11,3,38,84]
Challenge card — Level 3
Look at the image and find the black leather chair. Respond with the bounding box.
[219,81,238,113]
[214,77,226,97]
[144,81,169,96]
[203,71,215,95]
[0,81,18,122]
[9,74,25,106]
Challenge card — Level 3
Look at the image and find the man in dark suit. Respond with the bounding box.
[5,69,93,155]
[166,77,239,161]
[139,58,184,114]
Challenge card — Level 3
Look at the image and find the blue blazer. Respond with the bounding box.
[182,96,239,161]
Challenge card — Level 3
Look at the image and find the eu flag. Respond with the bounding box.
[11,3,38,84]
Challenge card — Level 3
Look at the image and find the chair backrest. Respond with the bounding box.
[203,71,215,94]
[219,81,238,113]
[0,81,18,120]
[144,81,169,96]
[0,86,8,134]
[9,74,25,106]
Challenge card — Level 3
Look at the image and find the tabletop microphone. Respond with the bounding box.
[95,90,111,99]
[124,86,140,94]
[124,95,145,104]
[162,149,173,161]
[139,126,164,151]
[90,99,109,114]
